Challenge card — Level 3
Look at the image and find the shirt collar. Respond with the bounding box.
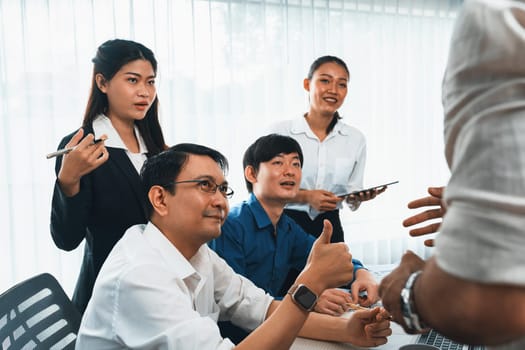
[247,193,292,233]
[92,114,148,154]
[290,116,312,136]
[290,114,349,138]
[247,193,273,230]
[142,221,209,280]
[332,119,349,135]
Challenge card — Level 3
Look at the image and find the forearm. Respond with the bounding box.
[250,298,356,345]
[236,298,308,350]
[416,259,525,345]
[238,273,328,350]
[298,312,348,342]
[293,189,311,204]
[238,294,318,350]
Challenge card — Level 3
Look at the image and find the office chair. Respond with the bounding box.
[0,273,81,349]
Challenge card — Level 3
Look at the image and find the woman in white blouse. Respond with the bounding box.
[269,55,385,244]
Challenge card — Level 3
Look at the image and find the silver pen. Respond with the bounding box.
[46,137,107,159]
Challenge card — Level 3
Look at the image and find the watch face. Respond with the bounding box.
[295,285,317,309]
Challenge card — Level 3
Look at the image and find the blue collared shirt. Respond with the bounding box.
[210,193,364,298]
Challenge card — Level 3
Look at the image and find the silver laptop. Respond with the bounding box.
[415,328,484,350]
[383,323,484,350]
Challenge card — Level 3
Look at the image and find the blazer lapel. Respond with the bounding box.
[109,148,149,220]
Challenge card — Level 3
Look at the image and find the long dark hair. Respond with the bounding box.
[82,39,166,155]
[307,55,350,134]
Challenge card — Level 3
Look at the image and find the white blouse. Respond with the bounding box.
[269,116,366,219]
[92,114,148,174]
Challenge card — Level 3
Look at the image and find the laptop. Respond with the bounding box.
[384,323,485,350]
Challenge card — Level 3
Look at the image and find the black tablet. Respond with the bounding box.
[338,180,399,197]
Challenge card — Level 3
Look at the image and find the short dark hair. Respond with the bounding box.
[307,55,350,134]
[140,143,229,216]
[242,134,303,192]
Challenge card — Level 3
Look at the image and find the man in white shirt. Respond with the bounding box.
[76,143,391,349]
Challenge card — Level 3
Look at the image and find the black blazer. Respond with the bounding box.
[50,127,149,313]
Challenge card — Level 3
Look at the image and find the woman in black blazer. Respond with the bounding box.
[50,39,167,314]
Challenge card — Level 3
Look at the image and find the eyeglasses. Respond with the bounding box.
[165,179,234,198]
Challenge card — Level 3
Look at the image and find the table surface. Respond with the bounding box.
[291,323,416,350]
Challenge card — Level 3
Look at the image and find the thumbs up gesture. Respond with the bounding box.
[298,220,354,294]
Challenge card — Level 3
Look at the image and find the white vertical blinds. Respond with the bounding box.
[0,0,461,296]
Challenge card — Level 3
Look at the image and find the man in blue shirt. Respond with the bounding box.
[210,134,379,343]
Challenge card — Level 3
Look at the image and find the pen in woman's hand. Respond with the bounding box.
[46,137,108,159]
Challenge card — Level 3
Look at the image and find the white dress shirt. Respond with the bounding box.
[436,1,525,349]
[269,116,366,219]
[92,114,148,174]
[76,222,273,350]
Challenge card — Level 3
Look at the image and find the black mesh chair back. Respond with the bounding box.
[0,273,81,349]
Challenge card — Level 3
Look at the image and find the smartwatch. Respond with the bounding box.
[287,284,318,311]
